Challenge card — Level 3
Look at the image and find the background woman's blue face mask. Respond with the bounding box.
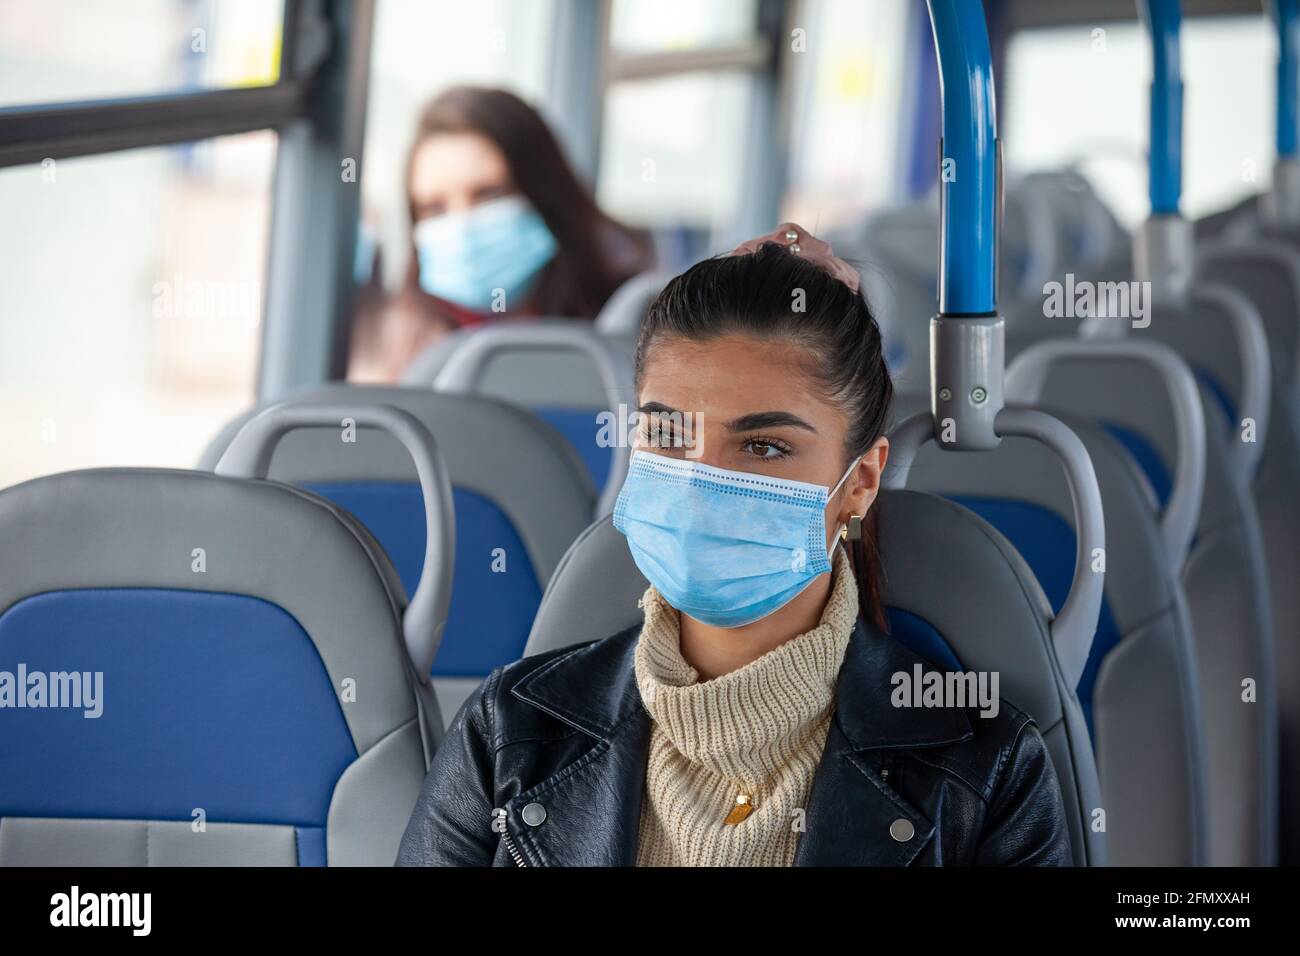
[613,451,859,628]
[413,195,557,311]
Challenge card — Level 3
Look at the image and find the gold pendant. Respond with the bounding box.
[723,794,753,825]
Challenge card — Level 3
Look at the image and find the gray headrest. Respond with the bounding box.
[594,271,673,336]
[199,385,595,585]
[896,395,1177,634]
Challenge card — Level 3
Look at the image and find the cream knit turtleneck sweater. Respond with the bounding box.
[633,546,859,867]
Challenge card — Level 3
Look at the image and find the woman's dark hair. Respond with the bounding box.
[403,86,653,318]
[635,242,895,630]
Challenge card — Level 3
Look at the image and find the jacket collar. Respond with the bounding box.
[512,615,973,752]
[507,615,974,866]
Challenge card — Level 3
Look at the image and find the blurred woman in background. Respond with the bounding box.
[349,86,653,381]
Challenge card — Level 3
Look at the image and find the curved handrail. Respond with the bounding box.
[430,322,636,517]
[883,408,1105,689]
[927,0,998,317]
[214,402,456,682]
[1005,338,1206,571]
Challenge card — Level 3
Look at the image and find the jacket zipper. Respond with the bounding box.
[492,808,528,867]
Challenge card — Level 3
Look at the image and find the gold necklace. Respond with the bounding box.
[723,793,754,825]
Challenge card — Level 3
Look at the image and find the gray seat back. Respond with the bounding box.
[898,400,1209,865]
[1007,333,1277,865]
[200,385,595,728]
[400,320,636,514]
[1190,242,1300,863]
[0,466,437,866]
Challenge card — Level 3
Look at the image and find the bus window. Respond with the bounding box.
[1003,14,1273,228]
[607,0,758,53]
[0,131,275,488]
[597,71,752,238]
[0,0,283,108]
[781,0,913,231]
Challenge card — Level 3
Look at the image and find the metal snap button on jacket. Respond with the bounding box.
[521,802,547,827]
[889,818,915,842]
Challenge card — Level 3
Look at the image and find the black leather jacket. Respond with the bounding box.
[397,616,1073,866]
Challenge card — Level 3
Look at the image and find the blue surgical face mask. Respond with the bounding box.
[612,450,860,629]
[413,195,558,311]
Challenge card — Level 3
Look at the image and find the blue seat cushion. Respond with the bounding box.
[949,497,1122,739]
[1194,368,1237,430]
[886,606,963,671]
[304,482,543,678]
[0,589,356,827]
[1100,422,1172,509]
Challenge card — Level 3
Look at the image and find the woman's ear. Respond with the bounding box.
[844,437,890,519]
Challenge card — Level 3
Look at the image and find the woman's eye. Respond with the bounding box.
[744,438,789,459]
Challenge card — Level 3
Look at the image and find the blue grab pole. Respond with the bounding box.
[1273,0,1299,157]
[1140,0,1183,215]
[927,0,998,317]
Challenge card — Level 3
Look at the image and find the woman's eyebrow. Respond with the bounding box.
[725,411,817,433]
[638,401,681,418]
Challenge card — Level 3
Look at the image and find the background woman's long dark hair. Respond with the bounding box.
[635,242,895,630]
[401,86,654,319]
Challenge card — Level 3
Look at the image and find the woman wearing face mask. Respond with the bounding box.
[348,86,653,382]
[397,224,1071,867]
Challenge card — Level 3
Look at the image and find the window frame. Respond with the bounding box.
[593,0,790,243]
[0,0,377,402]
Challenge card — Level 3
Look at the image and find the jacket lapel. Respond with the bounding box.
[507,627,650,866]
[795,618,973,866]
[793,724,933,865]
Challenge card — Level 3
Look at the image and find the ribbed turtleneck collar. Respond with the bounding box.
[632,547,860,792]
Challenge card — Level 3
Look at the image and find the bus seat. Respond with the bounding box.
[895,400,1207,865]
[1139,284,1272,486]
[402,320,635,511]
[1009,338,1278,865]
[1199,243,1300,388]
[200,386,595,728]
[0,405,451,865]
[522,490,1106,867]
[1197,252,1300,863]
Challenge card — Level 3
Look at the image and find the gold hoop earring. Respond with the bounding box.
[839,514,864,541]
